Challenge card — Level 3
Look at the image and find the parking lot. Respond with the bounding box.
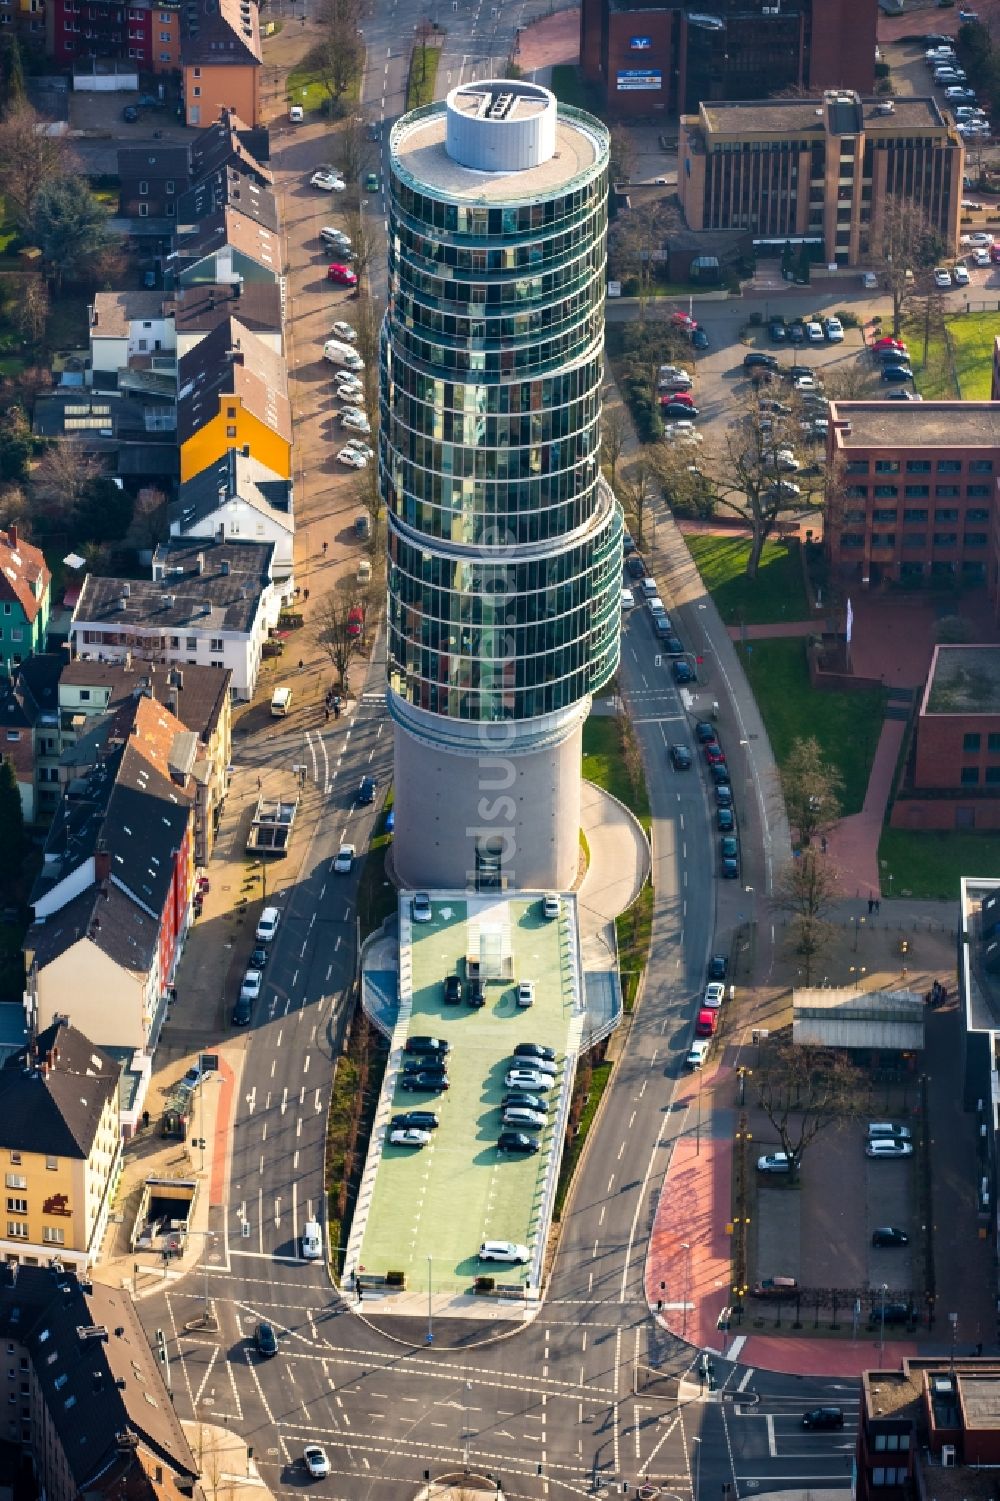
[351,891,581,1293]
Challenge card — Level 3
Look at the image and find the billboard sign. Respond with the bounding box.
[629,35,653,47]
[617,68,662,89]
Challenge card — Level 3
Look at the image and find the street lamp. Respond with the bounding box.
[691,1435,702,1501]
[680,1241,691,1339]
[426,1255,433,1344]
[879,1282,888,1362]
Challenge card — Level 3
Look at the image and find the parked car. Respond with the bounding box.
[304,1446,331,1478]
[743,351,779,370]
[389,1127,432,1146]
[505,1068,553,1091]
[399,1072,450,1091]
[823,317,844,342]
[708,954,728,980]
[497,1131,540,1153]
[479,1240,530,1263]
[411,891,432,922]
[769,320,787,342]
[695,1008,717,1037]
[872,1226,909,1247]
[757,1152,791,1174]
[122,104,140,122]
[673,660,694,683]
[686,1038,711,1069]
[805,320,824,344]
[328,263,358,286]
[240,968,263,1002]
[331,319,356,340]
[337,446,367,469]
[443,973,462,1004]
[717,806,735,831]
[662,400,699,420]
[953,263,971,285]
[868,1121,912,1141]
[254,1321,278,1356]
[881,364,914,383]
[703,982,726,1009]
[753,1276,798,1300]
[516,979,535,1009]
[311,169,346,191]
[513,1042,556,1061]
[866,1138,914,1158]
[391,1111,439,1130]
[405,1035,450,1055]
[466,977,486,1008]
[933,266,953,288]
[802,1408,844,1430]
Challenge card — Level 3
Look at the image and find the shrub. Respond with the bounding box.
[385,1269,406,1287]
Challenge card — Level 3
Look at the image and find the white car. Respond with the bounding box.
[823,317,844,342]
[337,447,367,469]
[764,447,800,473]
[479,1239,530,1263]
[516,979,535,1009]
[757,1152,791,1174]
[333,842,356,872]
[342,412,371,434]
[686,1038,711,1069]
[505,1068,553,1092]
[335,377,365,400]
[804,320,824,344]
[311,169,346,191]
[792,375,818,393]
[240,968,263,1002]
[331,319,357,341]
[973,248,992,267]
[866,1139,913,1159]
[962,231,994,246]
[542,892,560,919]
[933,267,953,288]
[621,586,636,610]
[321,228,351,249]
[703,982,726,1009]
[411,891,432,922]
[343,438,374,460]
[664,421,702,444]
[389,1127,432,1147]
[953,264,971,286]
[304,1446,330,1479]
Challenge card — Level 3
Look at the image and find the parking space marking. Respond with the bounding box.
[767,1415,777,1457]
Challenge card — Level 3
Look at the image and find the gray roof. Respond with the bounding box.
[189,109,271,182]
[925,645,1000,717]
[696,94,948,139]
[117,143,190,184]
[74,537,274,637]
[830,401,1000,450]
[0,1018,119,1159]
[166,280,282,337]
[90,290,167,340]
[176,166,278,231]
[176,316,290,445]
[172,448,292,534]
[792,986,925,1050]
[59,658,231,743]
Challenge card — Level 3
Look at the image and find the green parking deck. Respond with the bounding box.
[352,891,581,1295]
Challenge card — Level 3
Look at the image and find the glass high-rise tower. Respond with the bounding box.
[382,80,622,892]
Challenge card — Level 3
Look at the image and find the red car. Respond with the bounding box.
[347,604,364,638]
[328,263,358,286]
[872,336,906,352]
[705,742,726,765]
[695,1008,718,1038]
[671,311,698,332]
[660,390,695,407]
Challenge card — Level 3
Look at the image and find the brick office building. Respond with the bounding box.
[579,0,877,119]
[677,94,961,266]
[891,645,1000,831]
[825,403,999,593]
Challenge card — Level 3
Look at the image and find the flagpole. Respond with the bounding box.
[845,596,854,674]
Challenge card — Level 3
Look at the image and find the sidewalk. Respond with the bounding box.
[185,1420,275,1501]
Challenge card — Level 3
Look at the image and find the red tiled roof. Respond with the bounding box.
[0,527,49,624]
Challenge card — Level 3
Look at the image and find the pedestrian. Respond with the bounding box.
[256,775,262,791]
[298,658,304,673]
[875,898,881,914]
[303,588,310,602]
[325,707,330,722]
[322,541,328,556]
[820,835,828,853]
[868,897,874,915]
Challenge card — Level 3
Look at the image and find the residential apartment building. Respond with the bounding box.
[69,537,280,699]
[826,403,1000,591]
[580,0,878,117]
[0,1263,200,1501]
[24,693,196,1053]
[0,1019,121,1271]
[677,93,962,265]
[177,316,291,483]
[169,205,282,288]
[180,0,261,127]
[16,655,63,826]
[0,527,50,678]
[167,280,283,358]
[171,448,293,582]
[116,145,190,221]
[88,290,175,389]
[889,644,1000,831]
[0,674,38,825]
[47,0,181,71]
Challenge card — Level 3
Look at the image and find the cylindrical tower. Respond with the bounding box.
[382,80,623,892]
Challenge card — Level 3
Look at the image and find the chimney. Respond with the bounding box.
[7,524,16,549]
[196,551,205,575]
[174,669,184,690]
[95,848,111,884]
[209,291,216,310]
[233,279,242,300]
[168,689,179,716]
[221,559,231,576]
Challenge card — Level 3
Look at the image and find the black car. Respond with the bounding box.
[626,555,646,579]
[391,1111,439,1130]
[443,973,462,1004]
[254,1321,278,1357]
[232,995,253,1026]
[122,104,140,122]
[787,320,806,344]
[787,364,813,381]
[358,775,377,804]
[400,1072,450,1091]
[673,660,694,683]
[402,1056,447,1075]
[498,1131,540,1153]
[502,1092,548,1112]
[881,365,914,383]
[743,351,778,370]
[877,1300,914,1325]
[878,347,911,365]
[691,328,709,350]
[670,745,693,770]
[466,977,486,1008]
[769,320,787,343]
[249,944,268,969]
[623,531,636,555]
[708,954,728,981]
[513,1042,556,1062]
[717,807,735,832]
[710,763,730,785]
[663,635,684,655]
[721,856,740,879]
[802,1407,844,1430]
[405,1035,451,1054]
[662,400,699,420]
[695,721,716,743]
[715,784,733,805]
[872,1226,910,1248]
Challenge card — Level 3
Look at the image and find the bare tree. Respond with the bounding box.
[338,114,369,198]
[125,486,168,551]
[600,404,628,491]
[14,277,47,345]
[772,848,839,983]
[781,735,843,847]
[609,201,666,320]
[0,102,73,228]
[608,124,637,186]
[870,195,945,337]
[311,0,365,113]
[617,457,656,549]
[30,441,106,529]
[341,208,378,288]
[755,1037,864,1180]
[354,459,383,553]
[314,588,361,690]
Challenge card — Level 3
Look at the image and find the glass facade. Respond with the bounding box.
[383,94,623,725]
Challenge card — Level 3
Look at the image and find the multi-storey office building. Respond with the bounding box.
[382,81,623,891]
[678,93,961,266]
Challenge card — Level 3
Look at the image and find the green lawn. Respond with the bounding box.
[737,638,885,815]
[878,827,1000,901]
[286,58,334,112]
[686,534,810,626]
[582,715,651,826]
[406,45,440,109]
[901,312,1000,402]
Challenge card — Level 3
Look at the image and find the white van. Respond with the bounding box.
[323,339,364,371]
[270,686,292,717]
[641,577,658,599]
[301,1220,322,1260]
[289,105,304,123]
[256,906,280,943]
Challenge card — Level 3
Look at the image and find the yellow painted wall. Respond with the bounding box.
[34,940,148,1050]
[180,401,291,484]
[184,62,261,127]
[2,1150,83,1254]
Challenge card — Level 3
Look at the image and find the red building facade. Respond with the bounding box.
[48,0,180,71]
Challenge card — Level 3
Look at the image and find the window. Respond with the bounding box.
[964,733,981,752]
[139,180,148,195]
[988,734,1000,753]
[4,1177,24,1192]
[185,638,197,652]
[138,204,148,218]
[169,636,179,649]
[165,179,175,193]
[193,64,200,74]
[965,533,988,547]
[226,426,237,438]
[192,86,201,97]
[904,487,928,499]
[41,1228,64,1246]
[210,637,223,651]
[986,767,1000,784]
[44,1157,56,1172]
[6,1225,25,1241]
[873,507,897,520]
[5,1201,25,1216]
[873,488,898,500]
[874,459,899,473]
[937,460,962,473]
[933,533,958,546]
[961,767,980,785]
[9,1155,20,1167]
[905,460,931,473]
[936,486,960,498]
[903,507,928,520]
[846,460,869,474]
[969,459,994,473]
[935,509,959,522]
[966,489,990,501]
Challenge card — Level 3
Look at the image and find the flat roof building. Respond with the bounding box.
[678,93,961,266]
